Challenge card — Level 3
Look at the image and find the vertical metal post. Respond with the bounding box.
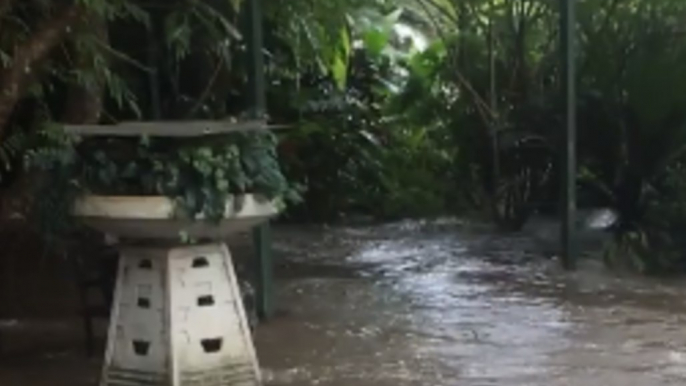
[252,224,273,320]
[244,0,274,319]
[487,5,500,206]
[560,0,577,270]
[245,0,266,118]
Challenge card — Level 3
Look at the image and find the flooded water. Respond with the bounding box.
[257,219,686,386]
[3,217,686,385]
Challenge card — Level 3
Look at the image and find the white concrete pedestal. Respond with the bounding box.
[101,243,260,386]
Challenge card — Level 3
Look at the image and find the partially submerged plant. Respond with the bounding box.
[25,123,301,240]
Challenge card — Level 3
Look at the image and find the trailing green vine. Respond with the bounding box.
[25,123,301,240]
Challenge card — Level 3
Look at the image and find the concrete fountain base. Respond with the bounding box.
[102,243,260,386]
[72,195,276,386]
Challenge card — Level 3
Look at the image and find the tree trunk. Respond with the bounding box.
[0,5,83,136]
[0,0,13,18]
[63,16,107,124]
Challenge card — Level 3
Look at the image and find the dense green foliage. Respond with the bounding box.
[5,0,686,272]
[385,0,686,272]
[270,0,686,271]
[25,126,299,240]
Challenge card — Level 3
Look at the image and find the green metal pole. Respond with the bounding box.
[244,0,274,319]
[252,223,273,320]
[245,0,266,118]
[560,0,577,270]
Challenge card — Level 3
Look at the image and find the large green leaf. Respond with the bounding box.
[331,25,351,90]
[331,54,348,90]
[361,8,404,57]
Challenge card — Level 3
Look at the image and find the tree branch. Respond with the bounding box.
[63,16,107,125]
[0,4,83,135]
[415,0,495,124]
[0,0,14,18]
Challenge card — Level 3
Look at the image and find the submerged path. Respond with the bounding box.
[2,218,686,385]
[257,219,686,386]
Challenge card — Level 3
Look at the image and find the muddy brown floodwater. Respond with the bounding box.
[3,218,686,385]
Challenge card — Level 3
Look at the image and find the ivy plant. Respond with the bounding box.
[25,123,301,241]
